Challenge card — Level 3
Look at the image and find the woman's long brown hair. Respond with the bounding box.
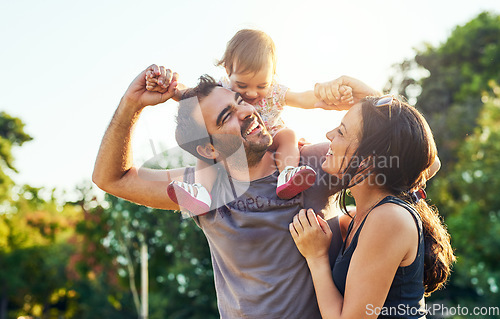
[337,97,455,295]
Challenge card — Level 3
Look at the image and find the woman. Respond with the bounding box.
[289,91,455,318]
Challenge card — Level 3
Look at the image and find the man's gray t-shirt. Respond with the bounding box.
[185,143,342,318]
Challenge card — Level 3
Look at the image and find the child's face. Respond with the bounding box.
[228,60,274,105]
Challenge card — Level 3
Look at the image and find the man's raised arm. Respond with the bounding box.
[92,65,184,210]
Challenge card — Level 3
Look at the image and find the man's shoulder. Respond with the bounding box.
[299,142,329,159]
[300,142,341,213]
[299,142,328,171]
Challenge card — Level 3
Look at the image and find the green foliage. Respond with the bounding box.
[428,85,500,311]
[0,112,32,202]
[0,108,217,317]
[98,194,218,318]
[4,11,499,317]
[0,186,82,319]
[385,12,500,314]
[68,176,217,318]
[386,11,500,168]
[67,186,135,319]
[0,111,88,318]
[0,112,32,171]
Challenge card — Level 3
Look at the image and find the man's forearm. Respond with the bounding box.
[92,97,142,189]
[91,65,187,210]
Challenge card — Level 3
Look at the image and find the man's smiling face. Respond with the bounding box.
[195,86,272,165]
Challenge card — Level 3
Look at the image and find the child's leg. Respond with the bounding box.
[273,128,317,199]
[272,128,300,173]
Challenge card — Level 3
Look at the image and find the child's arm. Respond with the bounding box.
[315,75,381,105]
[145,65,188,101]
[285,85,353,111]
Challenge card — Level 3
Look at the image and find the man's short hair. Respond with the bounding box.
[175,75,221,164]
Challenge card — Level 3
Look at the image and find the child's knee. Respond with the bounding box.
[276,128,297,143]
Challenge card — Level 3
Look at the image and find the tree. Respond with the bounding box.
[428,83,500,310]
[100,192,217,317]
[66,184,136,319]
[0,186,82,319]
[0,112,33,319]
[69,188,218,318]
[383,12,500,314]
[0,112,89,319]
[385,12,500,169]
[0,112,32,202]
[70,148,218,318]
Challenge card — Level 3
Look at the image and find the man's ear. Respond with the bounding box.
[196,144,219,160]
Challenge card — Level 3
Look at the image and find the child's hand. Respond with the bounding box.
[145,65,178,94]
[123,64,179,109]
[315,75,380,110]
[339,85,354,105]
[145,72,164,92]
[314,81,355,111]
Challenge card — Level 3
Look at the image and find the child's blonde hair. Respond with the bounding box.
[217,29,277,76]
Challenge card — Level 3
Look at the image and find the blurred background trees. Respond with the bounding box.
[429,83,500,308]
[385,11,500,170]
[0,113,217,318]
[1,10,499,318]
[385,11,500,316]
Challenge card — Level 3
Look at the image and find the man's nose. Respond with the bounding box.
[238,102,255,119]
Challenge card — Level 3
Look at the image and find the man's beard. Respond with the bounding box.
[238,114,272,167]
[211,130,272,170]
[243,135,272,167]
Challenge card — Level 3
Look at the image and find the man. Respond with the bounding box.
[93,65,380,318]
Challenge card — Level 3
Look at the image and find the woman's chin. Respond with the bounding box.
[321,161,338,176]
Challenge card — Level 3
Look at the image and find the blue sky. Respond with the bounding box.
[1,0,499,197]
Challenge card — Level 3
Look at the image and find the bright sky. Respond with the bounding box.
[1,0,499,197]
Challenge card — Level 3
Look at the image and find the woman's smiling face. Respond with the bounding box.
[322,103,362,176]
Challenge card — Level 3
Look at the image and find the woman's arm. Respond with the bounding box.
[339,204,418,318]
[290,209,344,317]
[307,255,345,317]
[291,204,417,319]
